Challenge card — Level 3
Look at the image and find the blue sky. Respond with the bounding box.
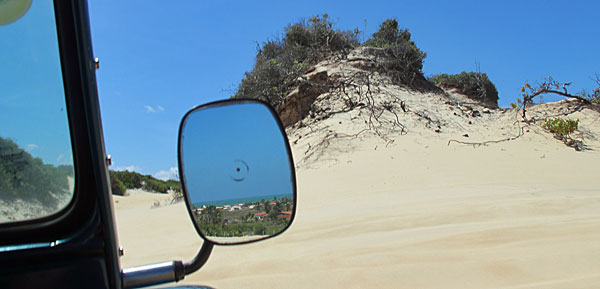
[180,102,293,203]
[84,0,599,179]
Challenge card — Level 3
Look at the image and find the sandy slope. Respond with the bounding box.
[113,100,600,288]
[112,189,201,266]
[113,49,600,288]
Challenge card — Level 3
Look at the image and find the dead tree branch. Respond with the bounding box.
[519,76,597,122]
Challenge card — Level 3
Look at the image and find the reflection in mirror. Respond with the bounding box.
[179,101,295,245]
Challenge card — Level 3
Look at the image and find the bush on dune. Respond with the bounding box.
[364,18,426,69]
[142,178,169,194]
[234,15,439,112]
[109,171,127,196]
[109,170,181,195]
[432,72,499,107]
[543,118,582,151]
[233,14,359,108]
[363,18,431,89]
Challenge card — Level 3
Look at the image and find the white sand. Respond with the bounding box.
[112,50,600,288]
[114,104,600,288]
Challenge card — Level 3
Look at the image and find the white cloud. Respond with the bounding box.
[26,144,38,151]
[115,165,142,172]
[144,105,155,113]
[154,167,179,181]
[55,150,73,165]
[145,105,165,113]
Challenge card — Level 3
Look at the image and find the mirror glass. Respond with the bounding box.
[179,101,295,245]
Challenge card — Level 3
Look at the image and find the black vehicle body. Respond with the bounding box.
[0,1,120,288]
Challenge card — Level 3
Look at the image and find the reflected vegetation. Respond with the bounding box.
[192,195,293,241]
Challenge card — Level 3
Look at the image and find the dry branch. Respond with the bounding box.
[519,77,597,122]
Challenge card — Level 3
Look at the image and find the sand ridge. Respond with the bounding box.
[112,50,600,288]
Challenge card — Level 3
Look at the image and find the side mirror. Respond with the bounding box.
[121,100,296,288]
[178,99,296,245]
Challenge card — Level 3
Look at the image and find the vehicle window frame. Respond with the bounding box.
[0,2,121,288]
[0,0,105,248]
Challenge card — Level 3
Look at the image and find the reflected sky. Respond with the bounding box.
[180,102,293,204]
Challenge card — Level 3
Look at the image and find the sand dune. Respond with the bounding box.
[113,100,600,288]
[113,49,600,288]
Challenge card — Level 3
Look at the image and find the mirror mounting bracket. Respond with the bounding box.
[183,241,214,275]
[121,241,214,288]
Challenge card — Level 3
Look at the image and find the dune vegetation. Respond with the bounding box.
[233,14,599,152]
[0,137,73,210]
[109,169,181,197]
[233,16,439,111]
[431,72,499,107]
[0,136,182,209]
[193,197,293,238]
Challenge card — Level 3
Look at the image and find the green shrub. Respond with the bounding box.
[363,19,427,86]
[284,14,359,55]
[234,16,438,110]
[542,118,582,150]
[543,118,578,140]
[432,72,499,107]
[234,14,359,108]
[142,178,168,194]
[165,179,181,193]
[109,169,180,195]
[365,19,416,50]
[109,171,127,196]
[111,170,143,189]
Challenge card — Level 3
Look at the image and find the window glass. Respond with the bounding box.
[0,0,74,223]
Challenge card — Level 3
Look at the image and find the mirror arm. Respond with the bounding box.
[121,260,185,288]
[183,241,215,275]
[120,242,213,288]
